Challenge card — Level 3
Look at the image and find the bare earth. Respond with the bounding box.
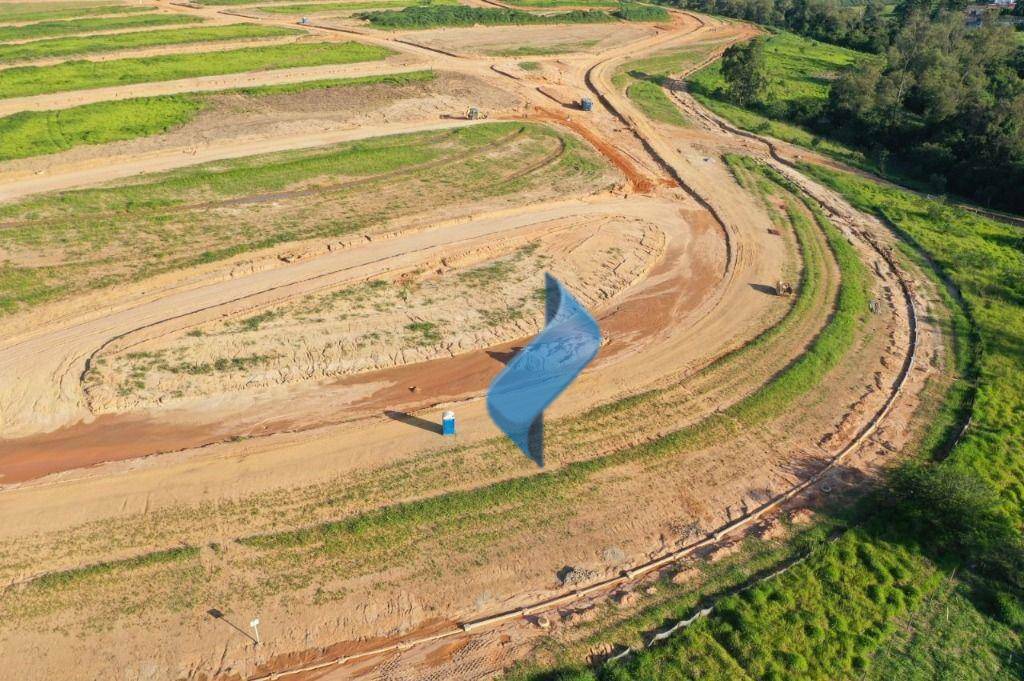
[0,5,952,681]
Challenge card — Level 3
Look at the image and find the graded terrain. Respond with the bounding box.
[0,1,984,680]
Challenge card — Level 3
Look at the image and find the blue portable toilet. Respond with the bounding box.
[580,97,594,112]
[442,410,456,436]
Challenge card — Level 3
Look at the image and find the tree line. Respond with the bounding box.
[682,0,1024,212]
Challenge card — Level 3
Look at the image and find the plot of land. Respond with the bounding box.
[0,24,301,64]
[256,0,458,14]
[0,122,612,314]
[0,1,151,24]
[0,13,202,42]
[86,218,663,411]
[0,40,391,99]
[409,22,655,55]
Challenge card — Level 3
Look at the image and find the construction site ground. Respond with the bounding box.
[0,3,954,680]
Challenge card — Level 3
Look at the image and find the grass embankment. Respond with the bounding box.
[688,31,873,168]
[518,164,1024,680]
[613,45,719,127]
[0,24,301,63]
[0,70,434,162]
[0,13,201,41]
[0,121,605,314]
[0,148,873,629]
[257,0,457,14]
[0,40,391,99]
[358,4,666,29]
[358,5,615,28]
[0,2,150,23]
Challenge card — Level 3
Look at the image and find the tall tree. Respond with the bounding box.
[721,37,770,106]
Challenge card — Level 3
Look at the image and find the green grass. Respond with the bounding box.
[626,79,688,126]
[869,578,1023,681]
[0,23,300,63]
[0,2,150,23]
[614,45,718,127]
[0,40,391,99]
[0,70,433,162]
[612,2,668,21]
[0,13,201,42]
[357,5,617,28]
[687,31,875,169]
[257,0,457,13]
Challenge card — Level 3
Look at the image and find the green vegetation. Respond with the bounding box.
[0,24,300,63]
[504,0,617,6]
[0,2,150,23]
[257,0,457,13]
[614,44,718,126]
[799,165,1024,521]
[0,96,203,161]
[612,2,669,21]
[0,41,391,99]
[0,13,200,42]
[627,79,687,126]
[688,30,873,167]
[0,70,433,162]
[682,7,1024,212]
[357,5,617,28]
[0,122,606,314]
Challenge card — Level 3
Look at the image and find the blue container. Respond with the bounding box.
[442,410,456,436]
[580,98,594,112]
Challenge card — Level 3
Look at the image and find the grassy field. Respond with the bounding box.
[0,2,150,23]
[257,0,458,14]
[0,70,433,162]
[0,24,301,63]
[0,121,607,314]
[0,13,201,42]
[0,41,391,99]
[688,31,874,169]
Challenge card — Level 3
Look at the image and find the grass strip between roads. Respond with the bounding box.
[0,23,302,64]
[0,3,150,24]
[0,13,201,42]
[0,70,434,161]
[0,40,392,99]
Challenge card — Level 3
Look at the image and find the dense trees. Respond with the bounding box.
[826,14,1024,210]
[666,0,894,52]
[674,0,1024,212]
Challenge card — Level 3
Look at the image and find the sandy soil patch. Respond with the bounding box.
[387,23,657,56]
[85,216,665,412]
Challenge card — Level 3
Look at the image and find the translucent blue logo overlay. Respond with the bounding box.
[486,273,601,466]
